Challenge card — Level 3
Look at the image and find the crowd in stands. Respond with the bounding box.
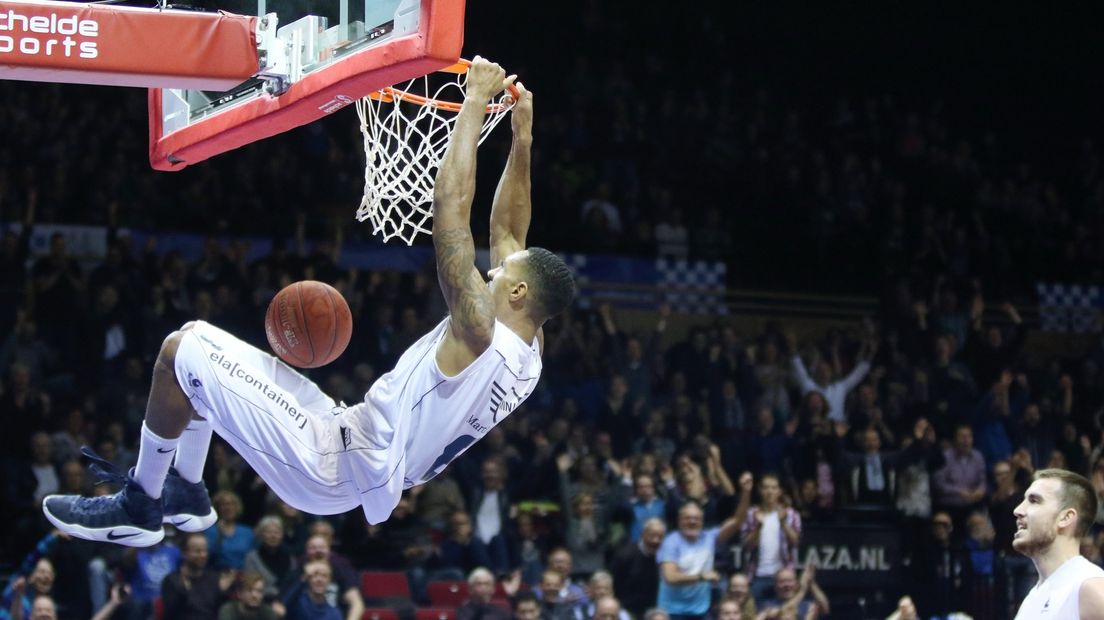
[2,4,1103,298]
[1,3,1104,620]
[2,196,1104,620]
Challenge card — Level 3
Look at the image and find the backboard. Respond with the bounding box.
[149,0,465,171]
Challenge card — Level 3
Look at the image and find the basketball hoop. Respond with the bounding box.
[355,59,520,245]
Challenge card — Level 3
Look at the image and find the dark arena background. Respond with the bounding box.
[2,2,1104,619]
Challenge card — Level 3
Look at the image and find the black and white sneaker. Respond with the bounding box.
[42,447,164,547]
[162,468,217,532]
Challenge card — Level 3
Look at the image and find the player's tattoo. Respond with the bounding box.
[434,227,494,343]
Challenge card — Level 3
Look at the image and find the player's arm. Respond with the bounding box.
[1081,578,1104,620]
[489,83,533,267]
[431,57,515,353]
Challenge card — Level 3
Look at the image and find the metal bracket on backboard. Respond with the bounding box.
[255,12,377,97]
[255,13,290,95]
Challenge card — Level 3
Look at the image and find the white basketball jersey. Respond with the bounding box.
[1016,555,1104,619]
[338,317,541,523]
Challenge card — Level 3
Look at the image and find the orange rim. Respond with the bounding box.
[366,58,521,113]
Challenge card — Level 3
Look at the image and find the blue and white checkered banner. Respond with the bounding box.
[1036,283,1103,333]
[6,223,729,316]
[657,258,728,316]
[569,254,728,316]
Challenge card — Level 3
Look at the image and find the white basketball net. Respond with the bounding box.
[355,71,515,245]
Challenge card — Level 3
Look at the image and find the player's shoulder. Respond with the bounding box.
[1080,576,1104,619]
[492,320,541,360]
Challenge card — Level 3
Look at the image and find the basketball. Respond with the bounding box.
[264,281,353,368]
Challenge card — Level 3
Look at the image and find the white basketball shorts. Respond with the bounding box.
[173,321,362,515]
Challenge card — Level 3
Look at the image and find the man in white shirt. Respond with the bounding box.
[1013,468,1104,619]
[789,336,876,423]
[470,457,512,573]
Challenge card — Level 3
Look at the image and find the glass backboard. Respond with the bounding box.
[160,0,420,133]
[150,0,464,170]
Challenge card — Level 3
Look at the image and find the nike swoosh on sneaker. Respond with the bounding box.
[107,530,140,541]
[172,518,192,527]
[157,448,176,453]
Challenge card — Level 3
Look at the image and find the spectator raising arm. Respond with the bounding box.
[706,443,736,497]
[342,587,365,620]
[791,351,819,395]
[8,577,25,620]
[837,342,875,394]
[800,564,830,617]
[90,584,129,620]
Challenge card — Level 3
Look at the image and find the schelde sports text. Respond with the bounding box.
[0,10,99,59]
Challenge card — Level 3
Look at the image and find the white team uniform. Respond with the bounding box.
[174,318,541,523]
[1016,555,1104,619]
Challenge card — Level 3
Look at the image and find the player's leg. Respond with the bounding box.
[161,321,346,527]
[42,325,202,546]
[153,320,340,530]
[93,323,218,531]
[169,321,354,516]
[44,320,352,547]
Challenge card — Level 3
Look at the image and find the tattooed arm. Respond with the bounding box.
[432,57,515,372]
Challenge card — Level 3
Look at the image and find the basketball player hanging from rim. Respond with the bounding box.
[42,57,576,546]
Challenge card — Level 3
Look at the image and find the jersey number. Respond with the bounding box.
[420,434,477,483]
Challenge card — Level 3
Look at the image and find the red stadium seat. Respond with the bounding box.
[427,580,469,607]
[361,571,412,599]
[416,607,458,620]
[364,608,401,620]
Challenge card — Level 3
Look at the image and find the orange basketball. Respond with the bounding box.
[264,280,353,368]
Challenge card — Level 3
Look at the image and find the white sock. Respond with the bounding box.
[133,422,180,499]
[173,419,213,484]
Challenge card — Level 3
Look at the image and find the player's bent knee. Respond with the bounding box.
[158,330,187,366]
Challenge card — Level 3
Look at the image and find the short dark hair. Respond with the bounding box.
[524,247,575,320]
[1035,468,1099,537]
[239,570,266,590]
[183,532,207,549]
[514,591,540,610]
[759,472,781,485]
[678,499,704,515]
